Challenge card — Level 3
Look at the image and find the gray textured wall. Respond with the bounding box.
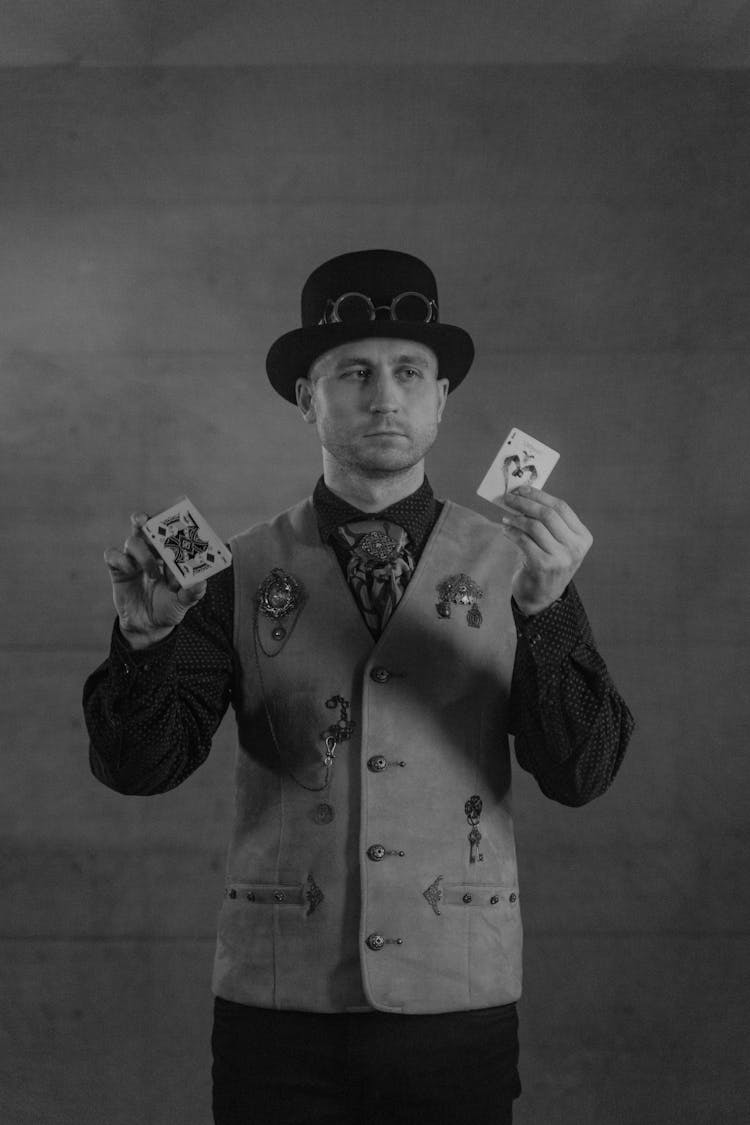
[1,64,748,1124]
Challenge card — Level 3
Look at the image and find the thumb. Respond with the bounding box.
[176,580,208,608]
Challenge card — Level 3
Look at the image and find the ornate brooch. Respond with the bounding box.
[423,875,444,917]
[256,567,303,620]
[357,528,401,563]
[435,573,484,628]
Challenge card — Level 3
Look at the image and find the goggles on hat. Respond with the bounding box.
[318,291,439,327]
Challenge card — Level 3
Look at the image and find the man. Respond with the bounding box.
[84,249,634,1124]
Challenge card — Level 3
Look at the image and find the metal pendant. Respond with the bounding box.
[313,802,335,825]
[435,573,484,627]
[466,603,483,629]
[256,567,303,620]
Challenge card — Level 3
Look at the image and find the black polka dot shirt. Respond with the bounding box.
[83,481,634,803]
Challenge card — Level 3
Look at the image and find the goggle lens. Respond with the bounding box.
[334,293,374,324]
[391,292,433,323]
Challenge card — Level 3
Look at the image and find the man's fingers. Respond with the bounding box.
[123,529,162,579]
[103,547,140,582]
[508,487,589,537]
[499,511,559,555]
[498,497,571,548]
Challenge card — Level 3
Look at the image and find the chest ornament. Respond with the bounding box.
[435,573,484,628]
[254,568,305,657]
[257,567,304,620]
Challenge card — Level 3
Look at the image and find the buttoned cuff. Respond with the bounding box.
[511,584,589,664]
[109,618,180,693]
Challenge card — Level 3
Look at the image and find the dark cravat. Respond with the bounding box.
[335,520,415,637]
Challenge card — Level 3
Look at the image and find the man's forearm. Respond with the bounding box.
[509,583,634,806]
[84,608,233,795]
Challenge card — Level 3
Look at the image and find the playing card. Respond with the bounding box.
[143,497,232,588]
[477,428,560,506]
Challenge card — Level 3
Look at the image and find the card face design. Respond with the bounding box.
[143,498,232,587]
[477,428,560,506]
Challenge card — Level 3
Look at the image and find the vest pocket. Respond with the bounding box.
[223,874,324,916]
[224,881,305,906]
[422,876,518,916]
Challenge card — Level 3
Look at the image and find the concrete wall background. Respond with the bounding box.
[1,61,748,1124]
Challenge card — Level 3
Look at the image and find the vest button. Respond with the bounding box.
[370,667,391,683]
[367,844,386,862]
[366,933,385,951]
[509,893,517,903]
[462,893,472,904]
[271,626,286,640]
[367,755,387,772]
[273,891,286,903]
[490,895,499,905]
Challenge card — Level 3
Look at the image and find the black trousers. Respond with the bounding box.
[212,997,521,1124]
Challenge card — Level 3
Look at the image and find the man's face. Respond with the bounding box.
[296,337,449,477]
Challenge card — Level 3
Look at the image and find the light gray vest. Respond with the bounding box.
[212,498,522,1013]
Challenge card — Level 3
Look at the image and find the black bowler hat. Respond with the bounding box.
[265,249,475,403]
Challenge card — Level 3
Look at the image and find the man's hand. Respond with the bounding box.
[498,485,593,616]
[103,513,207,649]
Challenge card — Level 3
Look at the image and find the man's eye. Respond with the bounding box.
[343,368,370,380]
[399,367,422,379]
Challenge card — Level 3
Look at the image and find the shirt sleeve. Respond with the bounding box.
[508,582,635,806]
[82,565,235,796]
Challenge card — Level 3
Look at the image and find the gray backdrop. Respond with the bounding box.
[1,7,749,1124]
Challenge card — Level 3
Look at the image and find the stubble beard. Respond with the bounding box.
[322,424,439,480]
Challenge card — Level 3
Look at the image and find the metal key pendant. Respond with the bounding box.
[465,795,484,863]
[323,735,338,768]
[468,825,483,864]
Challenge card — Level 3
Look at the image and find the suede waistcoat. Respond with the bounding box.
[211,497,522,1014]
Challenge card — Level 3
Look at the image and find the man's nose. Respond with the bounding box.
[368,371,399,413]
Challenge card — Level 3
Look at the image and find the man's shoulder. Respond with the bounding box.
[230,497,317,550]
[439,498,504,539]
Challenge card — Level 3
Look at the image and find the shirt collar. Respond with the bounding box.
[313,476,437,553]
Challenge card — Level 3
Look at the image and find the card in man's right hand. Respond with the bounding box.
[143,497,232,588]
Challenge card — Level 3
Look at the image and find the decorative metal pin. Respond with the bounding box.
[256,567,303,621]
[357,528,402,563]
[465,794,484,863]
[423,875,444,917]
[436,573,484,628]
[305,872,324,915]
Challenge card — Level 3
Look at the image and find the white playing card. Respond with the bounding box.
[143,497,232,588]
[477,428,560,506]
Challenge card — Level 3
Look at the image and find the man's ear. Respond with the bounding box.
[436,377,449,423]
[296,378,316,423]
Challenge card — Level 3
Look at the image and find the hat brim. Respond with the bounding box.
[265,321,475,404]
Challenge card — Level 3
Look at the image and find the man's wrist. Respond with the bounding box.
[512,592,564,619]
[119,623,176,650]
